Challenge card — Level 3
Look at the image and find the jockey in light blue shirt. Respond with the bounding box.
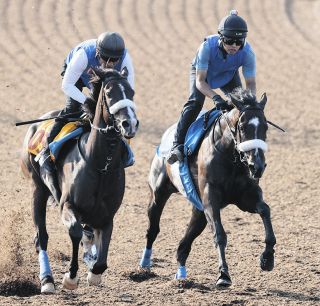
[167,10,257,164]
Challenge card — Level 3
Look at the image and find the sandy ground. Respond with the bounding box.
[0,0,319,305]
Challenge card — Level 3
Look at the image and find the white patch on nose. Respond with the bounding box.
[127,106,138,130]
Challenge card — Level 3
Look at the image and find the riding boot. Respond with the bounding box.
[39,148,61,204]
[167,105,199,164]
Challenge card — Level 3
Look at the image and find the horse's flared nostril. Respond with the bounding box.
[135,120,140,129]
[122,120,130,129]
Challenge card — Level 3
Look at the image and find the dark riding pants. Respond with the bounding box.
[174,65,242,145]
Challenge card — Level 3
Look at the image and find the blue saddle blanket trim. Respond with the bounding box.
[49,127,84,160]
[49,127,134,168]
[179,110,221,211]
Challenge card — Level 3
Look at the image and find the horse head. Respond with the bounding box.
[90,67,139,139]
[229,89,268,179]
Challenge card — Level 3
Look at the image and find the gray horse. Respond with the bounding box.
[139,89,276,287]
[21,68,139,293]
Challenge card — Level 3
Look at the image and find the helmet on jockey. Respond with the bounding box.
[218,10,248,48]
[96,32,125,62]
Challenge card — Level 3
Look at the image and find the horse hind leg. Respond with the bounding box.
[140,158,174,269]
[61,201,82,290]
[31,179,55,294]
[256,201,276,271]
[175,207,207,280]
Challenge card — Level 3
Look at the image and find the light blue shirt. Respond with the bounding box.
[192,35,256,89]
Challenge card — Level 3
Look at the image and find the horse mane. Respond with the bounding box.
[89,67,123,84]
[229,88,257,107]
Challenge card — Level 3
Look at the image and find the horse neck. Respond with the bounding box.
[214,109,240,154]
[85,99,122,169]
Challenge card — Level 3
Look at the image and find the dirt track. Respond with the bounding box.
[0,0,319,305]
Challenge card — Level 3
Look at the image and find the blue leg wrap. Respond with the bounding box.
[139,248,152,268]
[175,265,187,280]
[39,250,52,280]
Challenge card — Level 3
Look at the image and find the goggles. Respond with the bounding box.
[222,37,245,46]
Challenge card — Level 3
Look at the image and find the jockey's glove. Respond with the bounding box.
[212,94,231,111]
[82,96,97,120]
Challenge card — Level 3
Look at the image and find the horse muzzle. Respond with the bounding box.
[118,118,139,139]
[248,158,267,179]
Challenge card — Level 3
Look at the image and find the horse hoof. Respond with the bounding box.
[260,251,275,271]
[41,275,55,294]
[87,272,102,286]
[174,266,187,280]
[62,272,79,290]
[216,271,232,287]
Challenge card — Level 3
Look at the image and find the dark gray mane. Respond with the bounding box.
[230,88,257,106]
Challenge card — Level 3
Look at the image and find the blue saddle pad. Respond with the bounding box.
[49,128,134,168]
[179,110,221,211]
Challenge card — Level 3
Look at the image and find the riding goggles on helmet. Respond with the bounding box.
[222,37,245,46]
[99,54,120,63]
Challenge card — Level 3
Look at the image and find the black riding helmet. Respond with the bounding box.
[96,32,125,61]
[218,10,248,39]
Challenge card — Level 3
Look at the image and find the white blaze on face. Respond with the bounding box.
[248,117,260,155]
[117,83,137,132]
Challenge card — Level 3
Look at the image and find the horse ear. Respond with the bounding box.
[89,67,102,83]
[259,93,267,110]
[120,66,128,78]
[229,93,243,111]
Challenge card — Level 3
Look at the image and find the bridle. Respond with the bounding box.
[89,76,136,136]
[222,106,268,165]
[88,75,136,174]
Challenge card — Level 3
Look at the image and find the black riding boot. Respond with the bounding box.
[167,103,201,164]
[38,119,65,203]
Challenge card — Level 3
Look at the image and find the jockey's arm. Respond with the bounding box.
[121,52,134,90]
[196,69,219,99]
[245,77,256,95]
[61,49,88,104]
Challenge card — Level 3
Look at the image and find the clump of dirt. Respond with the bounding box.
[122,269,158,282]
[0,277,40,296]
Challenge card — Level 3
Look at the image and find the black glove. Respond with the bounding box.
[212,94,231,111]
[82,96,97,119]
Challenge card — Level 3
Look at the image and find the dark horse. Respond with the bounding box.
[139,89,276,286]
[21,68,139,293]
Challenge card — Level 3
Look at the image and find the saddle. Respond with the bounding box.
[28,120,134,167]
[28,120,84,161]
[157,109,221,211]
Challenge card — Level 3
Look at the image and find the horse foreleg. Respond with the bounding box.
[61,201,82,290]
[256,201,276,271]
[175,207,207,279]
[31,180,55,294]
[87,221,113,286]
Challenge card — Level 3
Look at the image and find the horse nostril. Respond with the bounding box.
[122,120,130,129]
[136,120,140,129]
